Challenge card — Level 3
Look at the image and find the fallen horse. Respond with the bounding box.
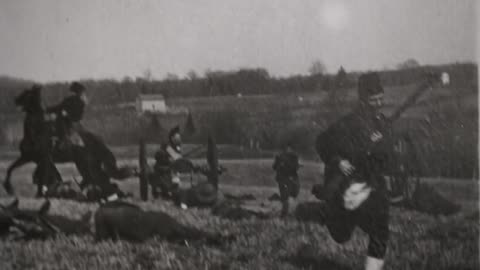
[211,199,273,221]
[94,200,233,246]
[0,199,92,239]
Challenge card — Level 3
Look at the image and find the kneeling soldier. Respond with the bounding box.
[151,126,183,200]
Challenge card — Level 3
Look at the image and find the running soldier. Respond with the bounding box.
[272,143,300,217]
[314,72,392,270]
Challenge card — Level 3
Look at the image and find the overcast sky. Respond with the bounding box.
[0,0,477,82]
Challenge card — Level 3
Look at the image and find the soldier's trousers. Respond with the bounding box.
[325,190,389,259]
[277,176,300,216]
[150,173,179,199]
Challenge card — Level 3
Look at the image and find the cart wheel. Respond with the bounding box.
[139,139,149,201]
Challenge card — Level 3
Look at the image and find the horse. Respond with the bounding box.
[3,86,133,198]
[0,199,92,239]
[94,200,232,246]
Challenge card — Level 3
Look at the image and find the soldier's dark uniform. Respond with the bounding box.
[151,126,183,199]
[46,82,87,149]
[315,73,392,262]
[272,146,300,217]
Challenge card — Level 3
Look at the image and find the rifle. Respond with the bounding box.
[182,145,205,159]
[365,72,445,151]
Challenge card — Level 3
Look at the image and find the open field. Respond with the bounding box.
[0,157,478,270]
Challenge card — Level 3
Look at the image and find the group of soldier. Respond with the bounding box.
[21,72,392,270]
[151,72,392,270]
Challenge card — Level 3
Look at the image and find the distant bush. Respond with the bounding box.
[1,63,475,110]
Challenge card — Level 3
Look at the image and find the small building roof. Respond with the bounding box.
[137,94,165,101]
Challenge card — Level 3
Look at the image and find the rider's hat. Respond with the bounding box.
[70,82,86,94]
[358,72,384,101]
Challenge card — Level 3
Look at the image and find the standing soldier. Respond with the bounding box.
[46,82,88,150]
[151,126,183,200]
[272,142,300,217]
[314,72,392,270]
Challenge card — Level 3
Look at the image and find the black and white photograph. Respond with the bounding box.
[0,1,478,269]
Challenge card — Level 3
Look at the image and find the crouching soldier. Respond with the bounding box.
[151,126,183,199]
[314,73,392,270]
[273,142,300,217]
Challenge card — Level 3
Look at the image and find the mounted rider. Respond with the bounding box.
[151,126,184,199]
[314,72,393,270]
[46,82,88,151]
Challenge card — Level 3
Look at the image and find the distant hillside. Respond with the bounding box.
[0,63,476,112]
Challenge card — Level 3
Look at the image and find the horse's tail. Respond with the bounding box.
[80,131,133,180]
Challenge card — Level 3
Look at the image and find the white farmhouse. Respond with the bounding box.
[136,94,167,113]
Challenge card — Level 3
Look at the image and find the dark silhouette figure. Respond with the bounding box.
[272,143,300,217]
[3,86,132,200]
[94,201,232,246]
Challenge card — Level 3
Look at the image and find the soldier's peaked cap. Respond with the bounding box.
[70,82,86,94]
[169,125,181,139]
[358,72,384,100]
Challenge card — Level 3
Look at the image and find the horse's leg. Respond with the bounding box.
[33,167,44,198]
[71,150,94,189]
[82,132,130,180]
[95,143,125,180]
[35,159,63,198]
[3,156,31,194]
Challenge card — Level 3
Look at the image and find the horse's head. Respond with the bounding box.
[1,199,59,239]
[14,85,42,113]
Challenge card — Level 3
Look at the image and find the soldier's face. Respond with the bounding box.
[366,93,384,111]
[171,133,182,145]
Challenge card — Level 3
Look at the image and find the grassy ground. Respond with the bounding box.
[0,159,478,270]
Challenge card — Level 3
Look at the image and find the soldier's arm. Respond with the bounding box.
[153,148,170,171]
[64,98,85,122]
[46,97,73,118]
[45,102,64,114]
[317,114,361,168]
[294,155,300,171]
[316,125,347,166]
